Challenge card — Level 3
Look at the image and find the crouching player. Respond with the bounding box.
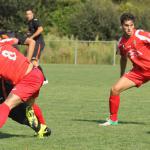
[0,77,51,138]
[0,37,50,138]
[1,31,47,86]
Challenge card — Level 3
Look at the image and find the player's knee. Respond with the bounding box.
[110,86,121,95]
[4,94,22,110]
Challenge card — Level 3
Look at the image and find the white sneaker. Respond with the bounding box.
[43,80,48,85]
[99,119,118,127]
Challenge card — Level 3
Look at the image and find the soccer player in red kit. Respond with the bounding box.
[99,13,150,126]
[0,37,44,128]
[0,35,50,137]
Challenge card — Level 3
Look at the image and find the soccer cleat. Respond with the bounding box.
[26,106,39,129]
[98,119,118,126]
[37,124,51,138]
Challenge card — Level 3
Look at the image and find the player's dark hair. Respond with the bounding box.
[25,8,34,13]
[120,13,135,25]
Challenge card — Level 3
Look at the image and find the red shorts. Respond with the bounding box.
[11,67,44,101]
[123,68,150,87]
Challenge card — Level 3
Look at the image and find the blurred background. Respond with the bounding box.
[0,0,150,64]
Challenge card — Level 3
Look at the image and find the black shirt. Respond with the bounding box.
[0,78,13,103]
[27,18,44,43]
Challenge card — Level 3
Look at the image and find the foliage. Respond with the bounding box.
[1,0,150,40]
[68,0,119,40]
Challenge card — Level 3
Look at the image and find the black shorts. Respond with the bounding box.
[32,41,45,60]
[15,33,27,45]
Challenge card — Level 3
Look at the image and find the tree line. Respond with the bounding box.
[0,0,150,40]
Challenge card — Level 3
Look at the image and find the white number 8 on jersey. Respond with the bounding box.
[2,50,16,61]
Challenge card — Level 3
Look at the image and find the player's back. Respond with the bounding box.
[0,39,30,85]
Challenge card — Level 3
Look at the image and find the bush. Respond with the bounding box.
[68,0,120,40]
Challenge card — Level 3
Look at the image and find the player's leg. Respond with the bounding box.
[9,103,29,125]
[26,97,51,138]
[38,65,48,85]
[25,98,39,129]
[32,103,45,124]
[31,42,48,85]
[16,68,50,137]
[0,91,50,138]
[31,41,40,66]
[99,77,136,126]
[32,103,51,138]
[9,102,50,138]
[0,93,23,128]
[99,69,147,126]
[0,67,44,128]
[109,77,136,121]
[0,78,29,126]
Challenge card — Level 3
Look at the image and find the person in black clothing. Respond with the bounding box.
[25,9,48,84]
[0,31,35,62]
[1,30,47,85]
[0,32,51,138]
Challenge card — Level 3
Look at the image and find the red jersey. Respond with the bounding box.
[118,29,150,71]
[0,38,30,85]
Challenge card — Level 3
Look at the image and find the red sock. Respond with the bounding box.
[32,104,46,124]
[109,95,120,121]
[0,103,10,128]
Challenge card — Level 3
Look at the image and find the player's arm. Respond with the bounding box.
[120,55,127,77]
[116,39,127,77]
[30,26,43,39]
[29,19,44,39]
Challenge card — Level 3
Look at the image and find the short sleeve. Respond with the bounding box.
[135,29,150,43]
[0,38,16,45]
[33,19,42,29]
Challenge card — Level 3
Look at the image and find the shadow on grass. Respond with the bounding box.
[0,132,33,139]
[146,131,150,134]
[72,119,147,125]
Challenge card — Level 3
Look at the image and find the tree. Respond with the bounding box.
[68,0,119,40]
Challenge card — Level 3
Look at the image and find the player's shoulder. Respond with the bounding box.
[0,38,14,45]
[34,18,38,21]
[33,18,40,22]
[135,29,150,40]
[32,18,41,26]
[135,29,144,35]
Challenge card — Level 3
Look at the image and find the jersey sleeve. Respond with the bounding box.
[116,42,120,55]
[116,37,126,57]
[135,29,150,43]
[117,46,124,56]
[33,19,42,29]
[0,38,16,45]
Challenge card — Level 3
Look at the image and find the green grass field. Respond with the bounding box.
[1,64,150,150]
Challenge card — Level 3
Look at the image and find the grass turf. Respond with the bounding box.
[1,64,150,150]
